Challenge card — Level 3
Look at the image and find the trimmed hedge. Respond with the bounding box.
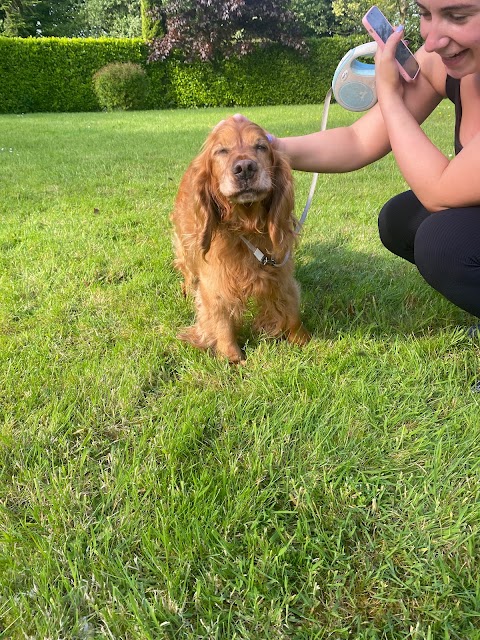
[0,35,365,114]
[0,37,148,113]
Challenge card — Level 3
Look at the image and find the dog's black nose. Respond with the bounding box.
[232,159,257,180]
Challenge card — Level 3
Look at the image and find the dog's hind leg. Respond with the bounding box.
[177,324,211,350]
[254,279,310,346]
[285,319,311,345]
[172,231,199,297]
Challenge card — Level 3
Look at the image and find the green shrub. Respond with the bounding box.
[93,61,149,111]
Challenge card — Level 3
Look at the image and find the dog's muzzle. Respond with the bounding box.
[232,159,258,182]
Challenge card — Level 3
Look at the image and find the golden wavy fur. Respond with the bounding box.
[171,115,310,363]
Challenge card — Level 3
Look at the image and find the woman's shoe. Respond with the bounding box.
[467,324,480,339]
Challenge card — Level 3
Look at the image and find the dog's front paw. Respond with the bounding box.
[178,325,209,351]
[216,342,246,365]
[178,326,246,363]
[286,323,311,346]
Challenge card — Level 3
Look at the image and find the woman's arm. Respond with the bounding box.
[275,108,392,173]
[376,32,480,211]
[276,47,442,175]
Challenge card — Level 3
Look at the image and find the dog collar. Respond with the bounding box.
[239,169,317,268]
[240,235,290,268]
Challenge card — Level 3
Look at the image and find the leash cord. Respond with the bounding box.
[241,87,333,267]
[295,87,333,235]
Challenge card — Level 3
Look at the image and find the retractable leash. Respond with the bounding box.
[242,41,378,268]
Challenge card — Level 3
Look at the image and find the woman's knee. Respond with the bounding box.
[378,191,429,264]
[414,208,480,317]
[377,194,407,257]
[414,209,480,287]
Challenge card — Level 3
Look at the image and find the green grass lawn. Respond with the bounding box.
[1,103,479,640]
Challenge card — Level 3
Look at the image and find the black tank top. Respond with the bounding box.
[445,75,462,154]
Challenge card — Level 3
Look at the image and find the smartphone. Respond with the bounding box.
[362,5,420,82]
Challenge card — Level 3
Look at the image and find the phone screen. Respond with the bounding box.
[364,6,419,80]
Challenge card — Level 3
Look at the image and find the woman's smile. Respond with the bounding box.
[440,48,469,69]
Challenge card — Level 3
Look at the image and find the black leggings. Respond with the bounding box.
[378,190,480,318]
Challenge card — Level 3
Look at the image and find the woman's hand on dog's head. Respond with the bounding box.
[213,114,278,148]
[214,113,250,131]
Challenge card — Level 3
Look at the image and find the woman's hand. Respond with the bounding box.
[375,26,406,101]
[214,113,279,147]
[214,113,250,129]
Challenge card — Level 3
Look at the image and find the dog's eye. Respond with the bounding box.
[215,147,229,155]
[255,143,268,152]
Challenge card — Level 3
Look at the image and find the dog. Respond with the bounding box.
[171,115,310,363]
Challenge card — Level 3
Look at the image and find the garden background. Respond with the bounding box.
[1,1,479,638]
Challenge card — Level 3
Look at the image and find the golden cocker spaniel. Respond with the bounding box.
[171,115,310,363]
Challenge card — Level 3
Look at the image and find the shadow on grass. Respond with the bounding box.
[169,237,473,358]
[294,238,472,340]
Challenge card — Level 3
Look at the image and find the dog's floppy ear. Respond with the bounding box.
[189,149,225,256]
[266,147,296,254]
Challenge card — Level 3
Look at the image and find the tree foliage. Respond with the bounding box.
[331,0,421,46]
[78,0,142,37]
[149,0,307,63]
[0,0,421,47]
[0,0,142,36]
[1,0,47,36]
[140,0,163,39]
[290,0,338,37]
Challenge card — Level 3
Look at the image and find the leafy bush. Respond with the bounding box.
[93,62,150,111]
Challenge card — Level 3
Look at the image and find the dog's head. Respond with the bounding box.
[206,116,276,205]
[190,116,295,256]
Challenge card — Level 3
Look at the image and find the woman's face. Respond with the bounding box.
[418,0,480,76]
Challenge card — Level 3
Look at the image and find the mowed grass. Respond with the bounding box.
[1,104,479,640]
